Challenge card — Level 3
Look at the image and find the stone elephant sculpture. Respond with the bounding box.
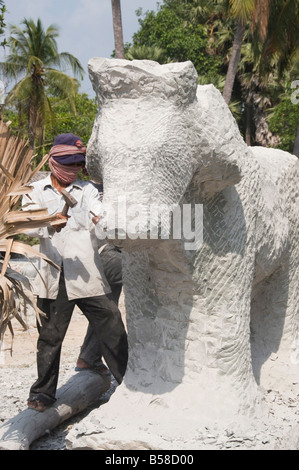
[80,58,298,450]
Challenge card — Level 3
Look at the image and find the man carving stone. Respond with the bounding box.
[22,133,128,411]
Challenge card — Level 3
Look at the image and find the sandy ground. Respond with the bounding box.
[0,307,111,450]
[1,300,298,450]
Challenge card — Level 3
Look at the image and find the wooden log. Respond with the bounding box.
[0,370,111,450]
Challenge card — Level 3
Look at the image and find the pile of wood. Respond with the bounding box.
[0,121,58,348]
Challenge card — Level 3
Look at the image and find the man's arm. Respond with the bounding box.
[22,185,68,237]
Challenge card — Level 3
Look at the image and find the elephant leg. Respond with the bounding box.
[251,261,299,392]
[66,246,267,451]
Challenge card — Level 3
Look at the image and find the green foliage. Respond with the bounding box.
[133,6,222,77]
[0,18,84,148]
[268,97,299,154]
[257,0,299,77]
[43,92,98,177]
[0,1,6,46]
[14,233,40,247]
[1,2,298,158]
[126,44,170,63]
[133,1,298,152]
[44,92,98,154]
[3,91,98,172]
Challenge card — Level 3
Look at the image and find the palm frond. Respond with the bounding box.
[45,69,78,113]
[8,23,31,58]
[0,121,59,350]
[5,75,33,105]
[48,52,84,80]
[229,0,255,24]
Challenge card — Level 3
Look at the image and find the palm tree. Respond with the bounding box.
[257,0,299,157]
[257,0,298,77]
[0,18,84,149]
[222,0,259,104]
[0,0,6,47]
[111,0,125,59]
[175,1,255,104]
[222,0,298,105]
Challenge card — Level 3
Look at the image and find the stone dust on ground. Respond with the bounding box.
[0,308,103,450]
[0,305,298,450]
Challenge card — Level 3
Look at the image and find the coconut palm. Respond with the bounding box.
[0,18,84,149]
[221,0,261,104]
[221,0,298,105]
[111,0,125,58]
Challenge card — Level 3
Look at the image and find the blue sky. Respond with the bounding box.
[0,0,160,97]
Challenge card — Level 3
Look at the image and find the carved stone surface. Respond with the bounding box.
[67,59,299,450]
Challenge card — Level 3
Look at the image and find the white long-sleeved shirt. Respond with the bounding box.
[22,174,111,300]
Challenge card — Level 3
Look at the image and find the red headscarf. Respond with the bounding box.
[48,134,86,185]
[49,157,82,185]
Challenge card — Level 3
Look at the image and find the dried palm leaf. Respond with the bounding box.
[0,121,59,351]
[0,240,59,272]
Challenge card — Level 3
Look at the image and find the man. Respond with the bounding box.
[22,133,128,412]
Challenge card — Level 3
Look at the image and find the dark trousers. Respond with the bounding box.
[79,284,122,367]
[29,272,128,405]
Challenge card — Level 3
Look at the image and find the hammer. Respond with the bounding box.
[61,190,78,216]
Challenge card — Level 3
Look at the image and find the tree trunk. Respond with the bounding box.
[0,370,111,450]
[293,123,299,157]
[28,105,37,149]
[222,18,246,105]
[111,0,125,59]
[28,92,39,150]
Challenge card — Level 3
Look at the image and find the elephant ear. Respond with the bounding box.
[191,84,246,198]
[88,58,198,106]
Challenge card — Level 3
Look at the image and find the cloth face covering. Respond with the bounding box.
[49,156,81,185]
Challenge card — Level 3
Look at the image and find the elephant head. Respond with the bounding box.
[87,58,245,240]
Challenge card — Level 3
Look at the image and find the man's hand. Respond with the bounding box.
[50,213,70,232]
[90,211,100,224]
